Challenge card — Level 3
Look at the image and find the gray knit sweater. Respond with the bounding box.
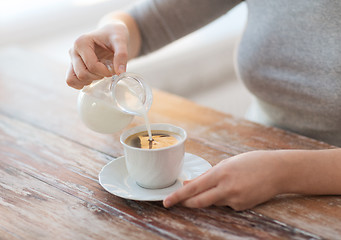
[129,0,341,146]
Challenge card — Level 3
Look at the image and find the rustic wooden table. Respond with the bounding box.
[1,47,341,239]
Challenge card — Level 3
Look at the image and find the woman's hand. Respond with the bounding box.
[164,148,341,210]
[66,22,129,89]
[163,150,285,211]
[66,12,141,89]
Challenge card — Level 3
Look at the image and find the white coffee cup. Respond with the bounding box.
[120,123,187,189]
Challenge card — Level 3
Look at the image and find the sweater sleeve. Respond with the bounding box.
[127,0,242,56]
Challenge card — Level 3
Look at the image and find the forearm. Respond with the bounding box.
[277,148,341,195]
[98,11,141,60]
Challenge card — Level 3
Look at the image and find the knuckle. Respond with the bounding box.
[66,78,73,87]
[228,199,245,211]
[115,50,128,60]
[111,33,127,42]
[187,184,199,196]
[191,198,204,208]
[86,62,97,73]
[115,22,128,31]
[227,185,242,198]
[231,204,244,211]
[216,168,227,179]
[66,79,82,89]
[74,34,89,49]
[77,71,89,81]
[82,81,93,87]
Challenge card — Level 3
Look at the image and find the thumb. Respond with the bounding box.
[112,39,128,75]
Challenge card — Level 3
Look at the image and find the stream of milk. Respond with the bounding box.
[114,81,153,140]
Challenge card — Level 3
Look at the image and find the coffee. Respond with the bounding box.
[125,130,179,149]
[121,123,187,189]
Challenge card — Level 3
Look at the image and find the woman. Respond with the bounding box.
[66,0,341,211]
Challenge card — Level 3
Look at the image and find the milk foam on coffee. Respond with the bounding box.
[125,130,180,149]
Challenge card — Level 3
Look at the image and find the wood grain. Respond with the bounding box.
[0,114,318,240]
[0,47,340,239]
[0,161,160,240]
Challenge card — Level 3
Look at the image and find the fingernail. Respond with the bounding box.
[183,180,190,185]
[163,198,172,208]
[118,65,126,74]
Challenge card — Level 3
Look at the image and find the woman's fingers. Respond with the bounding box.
[73,52,102,80]
[67,48,105,89]
[74,35,112,77]
[183,169,210,186]
[181,187,224,208]
[66,34,113,90]
[163,169,217,208]
[66,22,131,89]
[66,64,84,90]
[111,36,128,75]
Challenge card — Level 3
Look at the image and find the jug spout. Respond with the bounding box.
[111,72,153,116]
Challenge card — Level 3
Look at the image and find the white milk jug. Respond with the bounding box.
[77,73,153,134]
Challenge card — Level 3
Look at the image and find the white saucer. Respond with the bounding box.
[98,152,212,201]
